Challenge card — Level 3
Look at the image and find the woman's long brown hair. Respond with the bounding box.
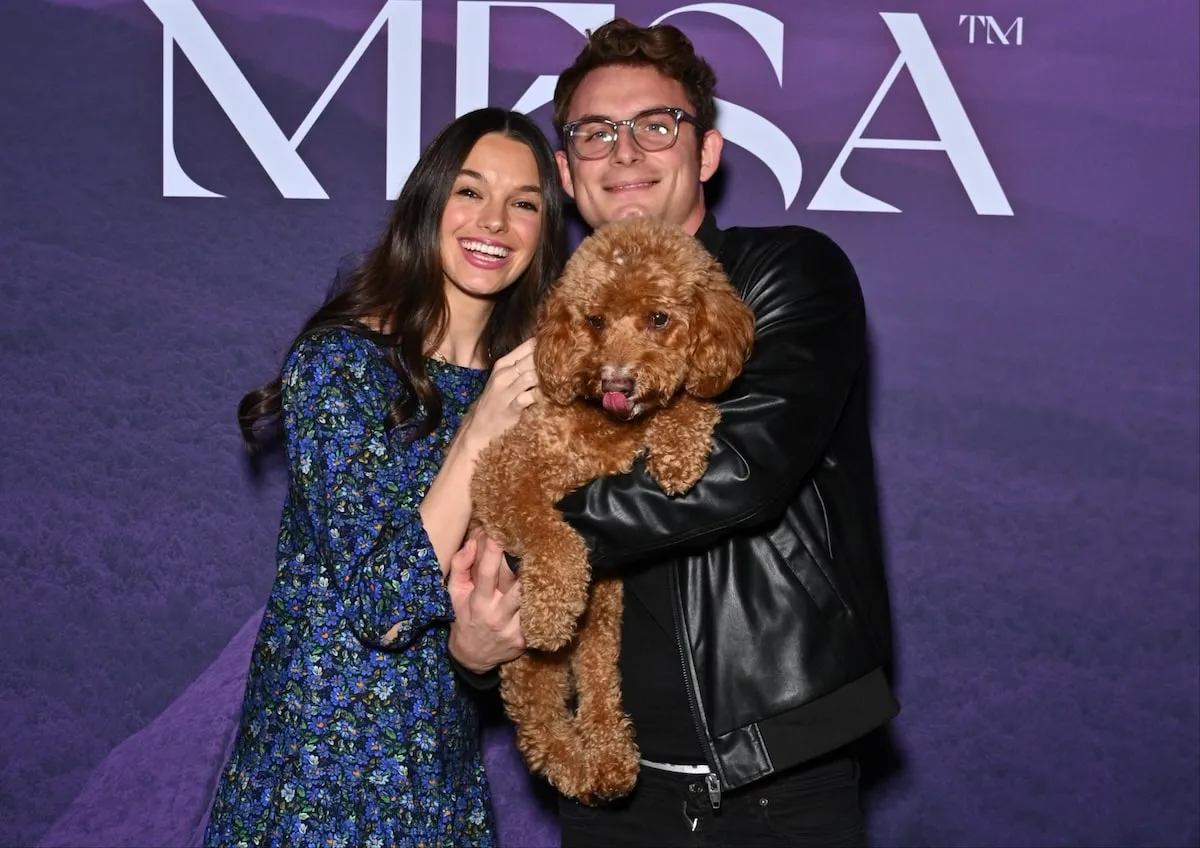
[236,107,565,451]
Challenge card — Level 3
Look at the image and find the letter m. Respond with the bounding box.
[144,0,422,198]
[984,15,1023,46]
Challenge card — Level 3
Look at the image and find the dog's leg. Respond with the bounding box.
[570,577,640,802]
[500,650,594,796]
[642,396,722,495]
[472,414,594,652]
[507,508,591,651]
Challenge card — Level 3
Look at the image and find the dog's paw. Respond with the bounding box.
[579,735,640,803]
[645,448,708,496]
[520,721,594,801]
[535,733,599,803]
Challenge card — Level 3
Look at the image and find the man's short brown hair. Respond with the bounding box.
[552,18,718,141]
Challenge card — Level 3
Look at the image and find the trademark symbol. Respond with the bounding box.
[959,15,1024,45]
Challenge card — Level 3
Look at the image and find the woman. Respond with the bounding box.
[204,107,565,847]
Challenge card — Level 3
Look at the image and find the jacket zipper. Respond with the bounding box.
[669,564,723,809]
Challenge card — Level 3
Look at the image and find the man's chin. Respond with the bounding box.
[580,201,662,229]
[586,206,654,228]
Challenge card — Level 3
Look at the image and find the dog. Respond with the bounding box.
[470,216,755,803]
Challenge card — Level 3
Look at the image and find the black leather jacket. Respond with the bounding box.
[557,213,900,796]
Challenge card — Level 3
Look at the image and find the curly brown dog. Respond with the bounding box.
[470,216,755,804]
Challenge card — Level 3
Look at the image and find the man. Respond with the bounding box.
[452,17,899,848]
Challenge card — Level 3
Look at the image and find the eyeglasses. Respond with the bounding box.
[562,107,702,160]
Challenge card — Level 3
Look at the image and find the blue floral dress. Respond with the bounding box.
[205,328,494,848]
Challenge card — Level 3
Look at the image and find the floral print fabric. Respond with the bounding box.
[205,328,494,847]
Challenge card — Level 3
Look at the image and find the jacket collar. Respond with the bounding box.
[694,210,725,257]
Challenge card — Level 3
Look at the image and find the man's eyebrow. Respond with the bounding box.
[458,169,541,194]
[568,106,676,123]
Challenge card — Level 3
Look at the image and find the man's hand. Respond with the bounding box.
[447,529,524,675]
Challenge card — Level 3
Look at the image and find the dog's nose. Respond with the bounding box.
[601,375,635,395]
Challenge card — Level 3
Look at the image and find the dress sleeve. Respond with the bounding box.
[281,331,452,650]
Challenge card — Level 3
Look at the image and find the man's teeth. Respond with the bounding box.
[462,240,509,257]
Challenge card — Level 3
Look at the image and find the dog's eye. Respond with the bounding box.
[649,311,670,329]
[586,315,605,331]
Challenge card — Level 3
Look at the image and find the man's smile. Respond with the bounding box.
[603,180,659,192]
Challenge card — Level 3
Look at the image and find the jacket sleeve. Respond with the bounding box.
[449,657,501,690]
[556,227,867,571]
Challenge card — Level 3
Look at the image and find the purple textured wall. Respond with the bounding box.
[3,2,1197,846]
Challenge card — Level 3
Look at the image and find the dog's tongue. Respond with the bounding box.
[602,391,631,415]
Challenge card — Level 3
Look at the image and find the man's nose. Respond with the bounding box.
[610,125,644,166]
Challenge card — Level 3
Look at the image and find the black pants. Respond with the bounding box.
[558,754,866,848]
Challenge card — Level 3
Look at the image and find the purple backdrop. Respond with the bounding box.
[3,1,1198,846]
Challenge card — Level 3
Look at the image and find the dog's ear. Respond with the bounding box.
[534,288,586,405]
[686,265,755,398]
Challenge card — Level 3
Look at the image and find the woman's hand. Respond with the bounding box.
[419,338,540,574]
[460,337,539,452]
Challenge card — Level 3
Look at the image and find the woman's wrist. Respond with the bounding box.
[451,420,487,463]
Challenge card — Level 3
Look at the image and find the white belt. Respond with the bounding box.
[639,758,712,775]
